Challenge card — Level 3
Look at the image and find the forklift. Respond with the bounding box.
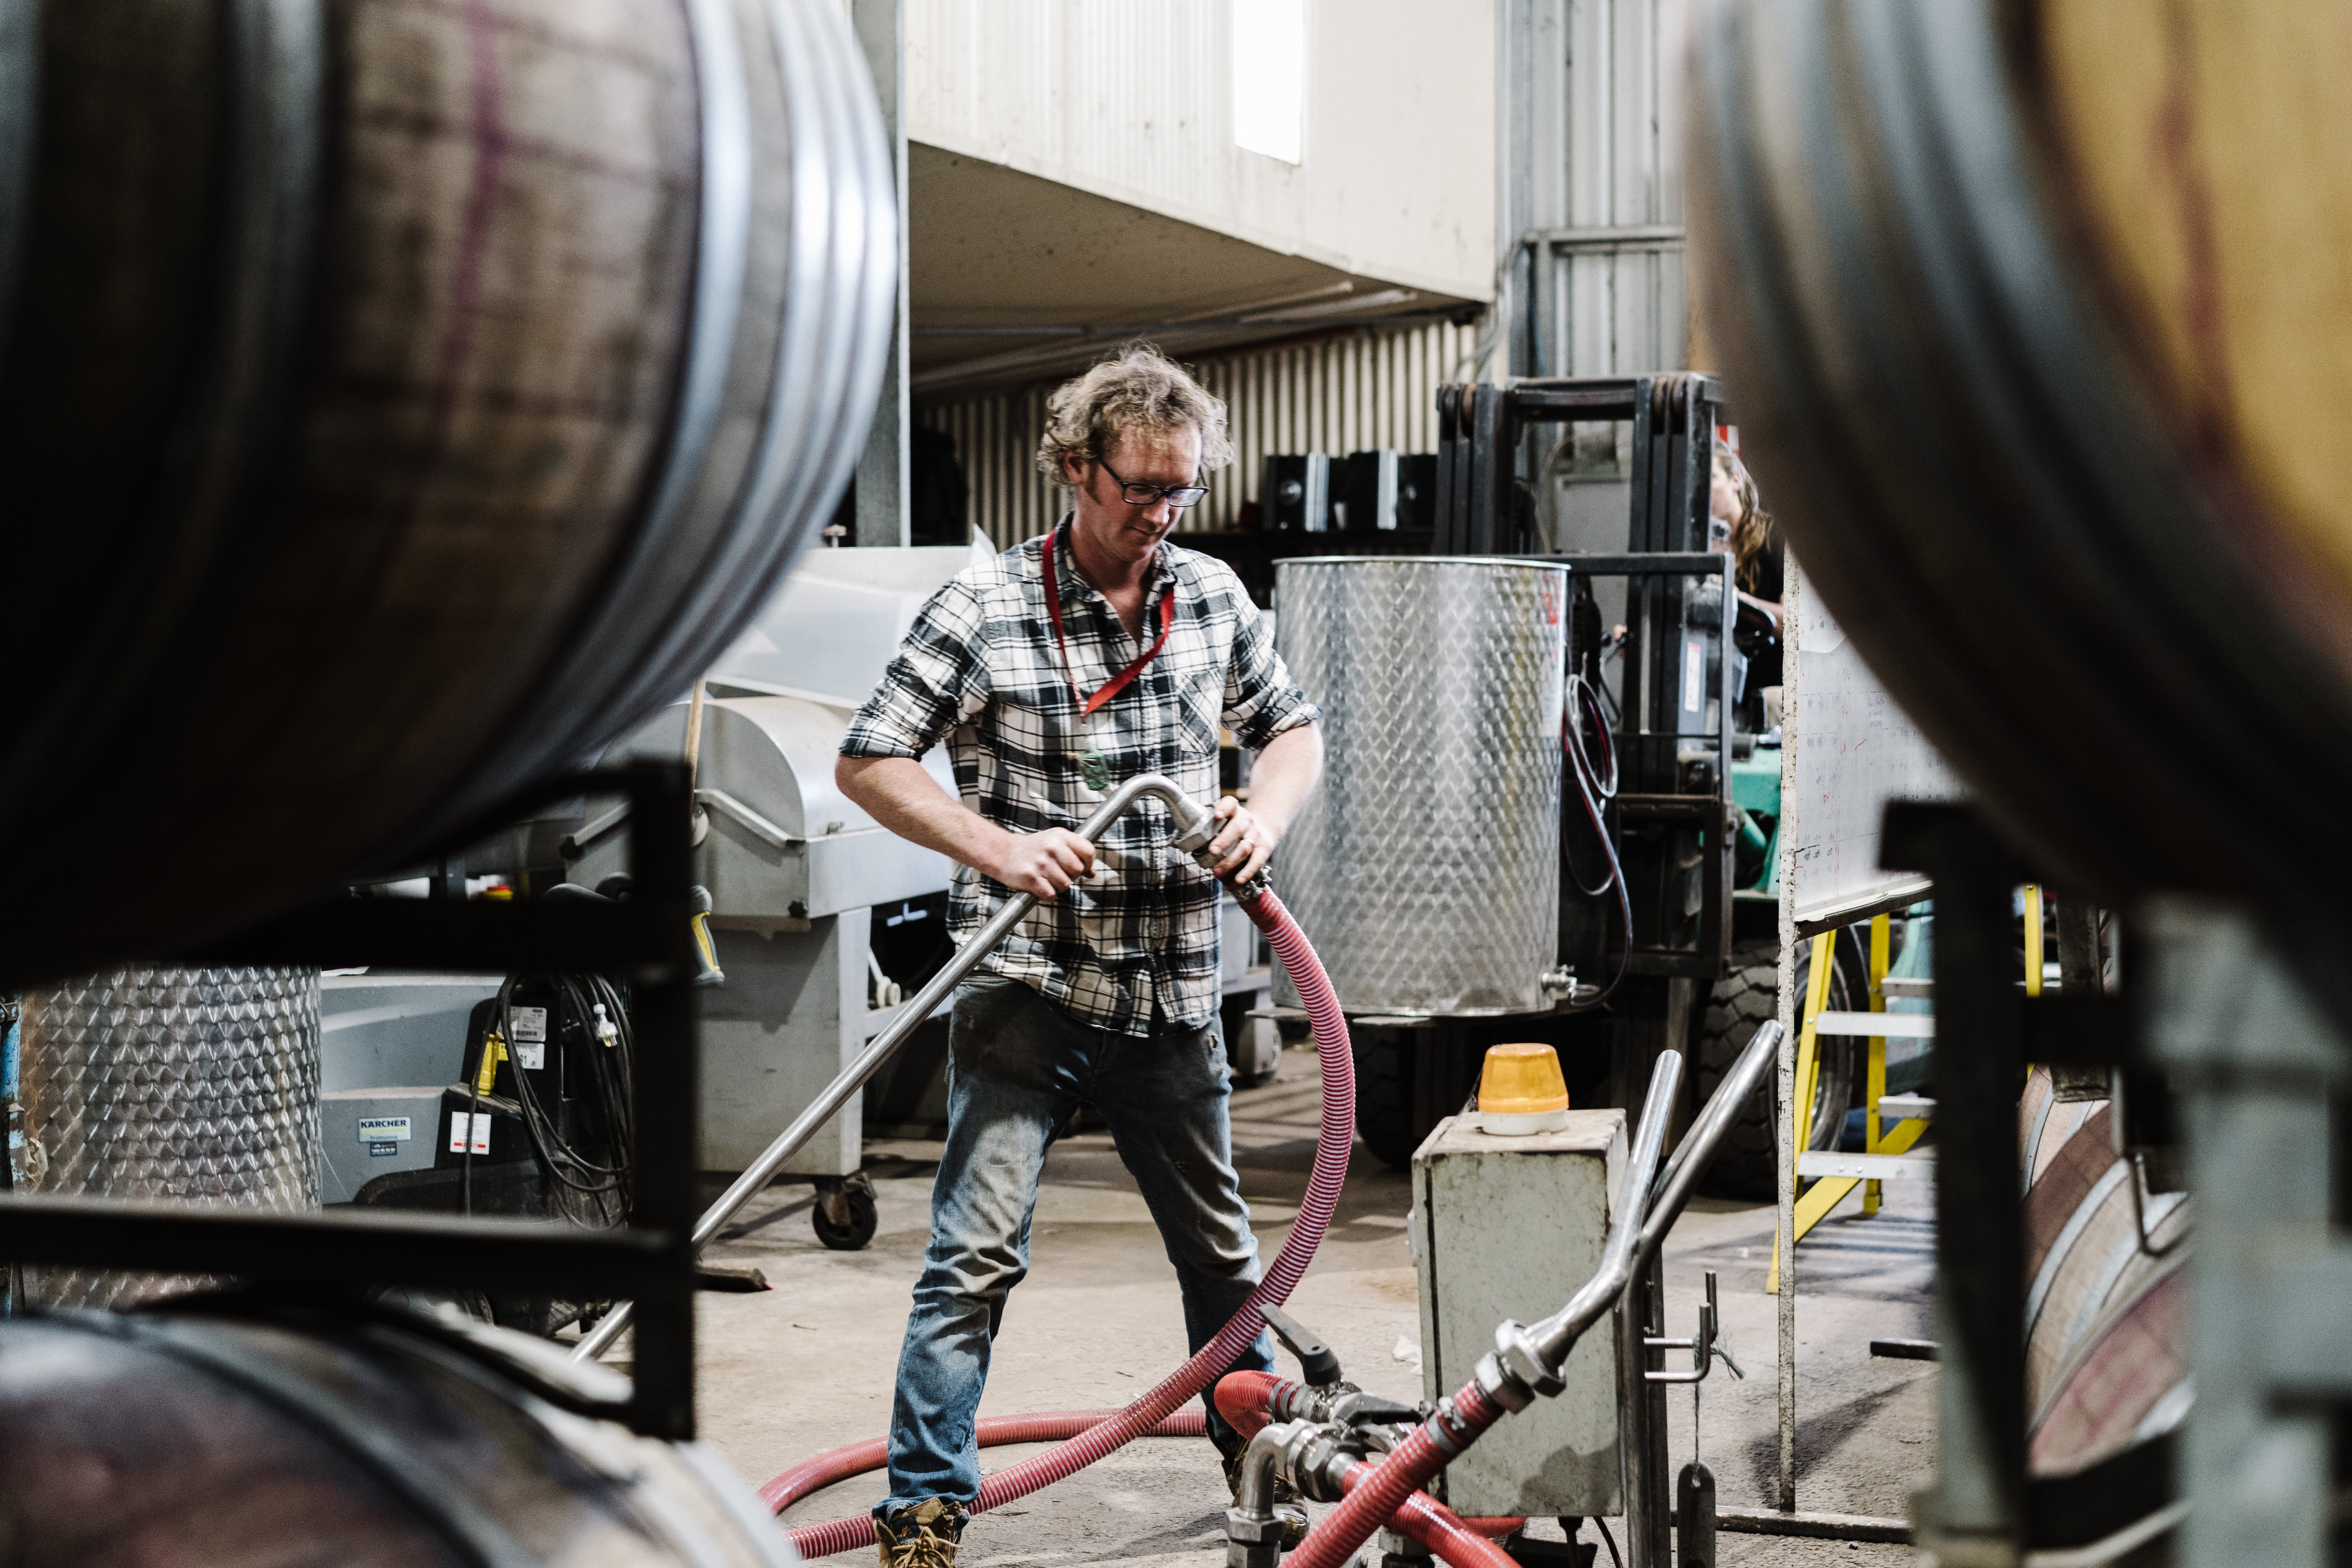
[1346,374,1860,1195]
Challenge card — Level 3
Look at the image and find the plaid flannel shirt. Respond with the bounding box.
[841,526,1320,1036]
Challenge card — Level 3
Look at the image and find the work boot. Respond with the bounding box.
[875,1498,967,1567]
[1223,1451,1311,1550]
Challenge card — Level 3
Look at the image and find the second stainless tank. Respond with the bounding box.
[15,966,321,1309]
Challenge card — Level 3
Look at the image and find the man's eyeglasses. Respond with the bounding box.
[1096,455,1207,509]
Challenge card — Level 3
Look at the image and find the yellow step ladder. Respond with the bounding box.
[1767,915,1929,1294]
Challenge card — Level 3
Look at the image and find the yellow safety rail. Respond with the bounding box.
[1769,887,2047,1292]
[1865,916,1889,1216]
[2023,883,2043,996]
[1768,915,1928,1292]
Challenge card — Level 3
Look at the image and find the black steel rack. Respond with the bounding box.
[0,762,702,1440]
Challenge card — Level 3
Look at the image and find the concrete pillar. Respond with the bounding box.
[852,0,910,548]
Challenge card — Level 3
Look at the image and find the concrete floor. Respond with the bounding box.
[658,1042,1937,1565]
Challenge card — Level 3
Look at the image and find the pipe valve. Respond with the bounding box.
[1259,1304,1344,1388]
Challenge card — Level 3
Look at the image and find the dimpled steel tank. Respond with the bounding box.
[1274,558,1566,1016]
[16,966,321,1309]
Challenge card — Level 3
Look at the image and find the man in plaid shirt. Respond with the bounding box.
[838,346,1323,1564]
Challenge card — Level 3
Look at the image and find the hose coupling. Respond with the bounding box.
[1223,1517,1285,1568]
[1424,1394,1478,1457]
[1164,797,1273,902]
[1274,1421,1357,1504]
[1172,815,1220,864]
[1488,1319,1565,1405]
[1261,1374,1330,1427]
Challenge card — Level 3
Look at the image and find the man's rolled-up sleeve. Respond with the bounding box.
[1222,599,1320,750]
[841,579,992,760]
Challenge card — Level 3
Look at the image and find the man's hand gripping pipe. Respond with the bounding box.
[571,773,1282,1367]
[1282,1017,1785,1568]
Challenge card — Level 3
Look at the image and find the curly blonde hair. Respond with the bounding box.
[1035,344,1236,484]
[1715,449,1777,592]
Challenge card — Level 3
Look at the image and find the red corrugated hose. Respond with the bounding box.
[1210,1368,1318,1439]
[776,885,1356,1559]
[1345,1462,1522,1568]
[758,1410,1207,1516]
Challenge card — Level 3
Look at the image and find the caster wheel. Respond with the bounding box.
[813,1179,878,1251]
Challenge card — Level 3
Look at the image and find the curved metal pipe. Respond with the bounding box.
[1637,1020,1783,1261]
[1510,1017,1781,1375]
[1226,1422,1297,1568]
[1528,1047,1684,1368]
[574,772,1241,1363]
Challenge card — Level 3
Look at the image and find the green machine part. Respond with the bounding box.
[1730,745,1782,898]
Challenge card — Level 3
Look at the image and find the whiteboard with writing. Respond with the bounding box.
[1779,561,1963,932]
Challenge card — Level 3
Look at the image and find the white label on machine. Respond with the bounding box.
[1683,637,1705,714]
[358,1117,410,1142]
[449,1112,492,1155]
[510,1006,548,1070]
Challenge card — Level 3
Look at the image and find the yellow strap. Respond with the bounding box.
[691,909,723,985]
[1791,932,1837,1167]
[2023,883,2044,997]
[475,1031,507,1096]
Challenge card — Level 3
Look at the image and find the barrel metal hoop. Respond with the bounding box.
[105,1314,538,1568]
[0,0,37,363]
[742,0,897,551]
[633,0,754,557]
[521,0,895,772]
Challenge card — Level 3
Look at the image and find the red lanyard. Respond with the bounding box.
[1040,522,1177,717]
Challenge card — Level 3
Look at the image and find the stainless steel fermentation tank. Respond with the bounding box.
[1275,558,1567,1016]
[13,967,321,1310]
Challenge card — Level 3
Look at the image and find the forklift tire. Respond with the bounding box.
[812,1179,879,1252]
[1693,936,1857,1201]
[1354,1027,1420,1172]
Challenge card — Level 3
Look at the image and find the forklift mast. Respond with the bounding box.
[1435,374,1738,1109]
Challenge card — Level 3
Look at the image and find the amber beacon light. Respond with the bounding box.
[1475,1044,1572,1134]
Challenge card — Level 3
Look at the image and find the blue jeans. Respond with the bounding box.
[878,976,1274,1514]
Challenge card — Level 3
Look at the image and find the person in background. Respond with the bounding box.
[1710,444,1782,628]
[836,344,1325,1567]
[1710,444,1784,709]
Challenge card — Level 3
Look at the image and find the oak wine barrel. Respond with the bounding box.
[0,0,894,979]
[1687,0,2352,992]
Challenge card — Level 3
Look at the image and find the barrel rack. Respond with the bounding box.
[0,763,705,1441]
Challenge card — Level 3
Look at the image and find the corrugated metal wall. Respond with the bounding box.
[1536,0,1688,378]
[1499,0,1688,381]
[920,319,1481,548]
[1563,0,1686,375]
